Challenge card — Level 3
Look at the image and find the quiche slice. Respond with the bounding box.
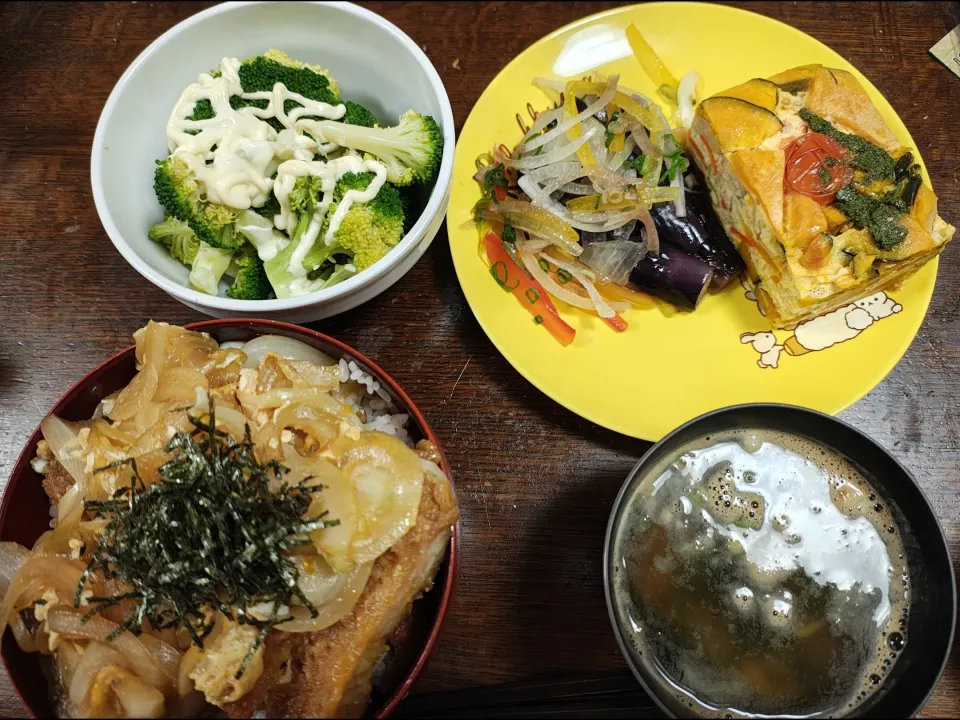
[684,64,955,329]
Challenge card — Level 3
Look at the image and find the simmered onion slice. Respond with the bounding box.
[241,335,337,369]
[280,559,373,633]
[46,610,180,692]
[309,432,425,570]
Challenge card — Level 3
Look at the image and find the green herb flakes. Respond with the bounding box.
[662,139,690,182]
[483,164,509,195]
[627,155,653,177]
[799,109,895,183]
[834,186,907,250]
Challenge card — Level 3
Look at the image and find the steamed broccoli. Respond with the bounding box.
[299,111,443,185]
[342,101,379,128]
[231,241,260,268]
[185,98,214,135]
[153,50,437,302]
[154,156,243,250]
[252,191,281,221]
[308,262,358,286]
[188,242,234,295]
[227,262,272,300]
[231,50,341,131]
[263,175,327,299]
[220,242,272,300]
[147,217,200,266]
[303,172,405,272]
[259,49,340,99]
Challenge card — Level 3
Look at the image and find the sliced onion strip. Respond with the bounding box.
[0,542,30,598]
[277,561,373,633]
[606,136,636,171]
[69,641,131,707]
[634,202,660,256]
[539,250,623,318]
[40,416,88,487]
[0,555,87,633]
[495,126,600,171]
[519,107,563,146]
[46,610,179,691]
[517,248,601,314]
[677,69,700,129]
[521,76,617,152]
[241,335,336,369]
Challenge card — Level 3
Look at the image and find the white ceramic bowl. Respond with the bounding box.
[91,1,454,323]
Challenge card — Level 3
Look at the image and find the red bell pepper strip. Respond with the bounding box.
[602,313,629,332]
[534,254,629,332]
[482,232,576,346]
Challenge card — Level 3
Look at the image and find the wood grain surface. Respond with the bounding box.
[0,1,957,717]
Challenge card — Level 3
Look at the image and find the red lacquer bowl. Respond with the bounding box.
[0,319,460,718]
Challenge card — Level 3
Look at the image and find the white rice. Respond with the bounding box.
[337,358,412,446]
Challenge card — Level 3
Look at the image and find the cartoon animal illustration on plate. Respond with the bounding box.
[739,285,903,369]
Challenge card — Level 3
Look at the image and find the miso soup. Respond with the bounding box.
[611,429,909,717]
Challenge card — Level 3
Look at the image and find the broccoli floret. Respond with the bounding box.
[231,50,341,132]
[238,54,339,103]
[224,241,273,299]
[260,49,340,99]
[309,262,358,287]
[288,174,325,218]
[342,101,379,128]
[299,110,443,186]
[153,156,243,250]
[185,98,214,135]
[188,242,234,295]
[147,217,200,266]
[263,174,326,299]
[226,262,272,300]
[252,191,281,221]
[264,172,403,296]
[232,241,261,268]
[303,172,405,271]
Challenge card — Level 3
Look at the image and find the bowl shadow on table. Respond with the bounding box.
[397,472,663,719]
[514,476,662,716]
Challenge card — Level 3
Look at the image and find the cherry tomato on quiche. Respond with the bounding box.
[784,132,849,205]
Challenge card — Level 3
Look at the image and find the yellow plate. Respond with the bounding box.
[448,2,940,441]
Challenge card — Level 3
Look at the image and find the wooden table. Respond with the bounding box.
[0,1,957,716]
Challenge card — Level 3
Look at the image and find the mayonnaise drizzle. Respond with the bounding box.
[165,57,347,211]
[323,158,387,244]
[272,155,387,278]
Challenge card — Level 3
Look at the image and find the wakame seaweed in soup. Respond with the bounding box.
[612,429,909,717]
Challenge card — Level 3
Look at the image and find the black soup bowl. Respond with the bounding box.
[603,403,956,718]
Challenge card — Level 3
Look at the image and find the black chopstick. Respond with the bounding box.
[395,669,663,719]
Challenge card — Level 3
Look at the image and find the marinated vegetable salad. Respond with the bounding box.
[149,50,443,300]
[472,26,744,345]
